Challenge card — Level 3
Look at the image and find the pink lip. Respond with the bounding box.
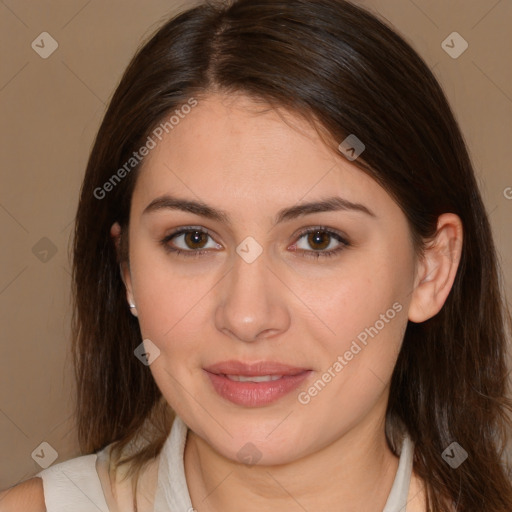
[203,360,312,407]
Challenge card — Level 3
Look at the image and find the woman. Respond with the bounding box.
[2,0,511,510]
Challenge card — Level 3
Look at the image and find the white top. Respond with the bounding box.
[36,415,415,511]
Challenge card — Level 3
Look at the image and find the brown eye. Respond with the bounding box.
[161,227,222,256]
[307,230,331,250]
[184,230,209,249]
[292,227,350,259]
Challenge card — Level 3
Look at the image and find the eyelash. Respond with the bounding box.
[159,226,350,260]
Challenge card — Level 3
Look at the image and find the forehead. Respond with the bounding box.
[131,93,390,218]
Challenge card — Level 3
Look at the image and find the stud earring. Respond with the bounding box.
[128,302,138,317]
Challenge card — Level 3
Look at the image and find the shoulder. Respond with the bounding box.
[0,477,46,512]
[34,451,110,512]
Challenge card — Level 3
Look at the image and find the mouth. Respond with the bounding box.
[204,359,310,377]
[222,374,286,382]
[203,360,313,407]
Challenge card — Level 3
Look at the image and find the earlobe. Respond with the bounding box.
[408,213,463,323]
[128,300,138,317]
[118,263,139,317]
[110,222,138,317]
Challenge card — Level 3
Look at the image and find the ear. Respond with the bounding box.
[110,222,138,317]
[408,213,463,323]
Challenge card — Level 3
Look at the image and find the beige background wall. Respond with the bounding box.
[1,0,510,489]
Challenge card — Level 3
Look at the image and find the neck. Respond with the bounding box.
[183,401,400,512]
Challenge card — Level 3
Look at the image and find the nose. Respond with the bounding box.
[214,247,291,343]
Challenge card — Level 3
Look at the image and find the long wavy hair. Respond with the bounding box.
[72,0,512,509]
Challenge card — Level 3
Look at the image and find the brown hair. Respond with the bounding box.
[72,0,512,509]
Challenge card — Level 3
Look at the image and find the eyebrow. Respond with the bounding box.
[142,194,376,225]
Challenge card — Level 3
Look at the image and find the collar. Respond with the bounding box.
[153,415,414,512]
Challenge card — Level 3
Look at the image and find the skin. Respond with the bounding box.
[111,92,463,512]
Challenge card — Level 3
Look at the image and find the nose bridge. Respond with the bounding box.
[214,241,290,342]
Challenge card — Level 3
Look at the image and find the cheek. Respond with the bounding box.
[293,250,410,336]
[128,243,211,352]
[292,242,413,379]
[296,279,408,425]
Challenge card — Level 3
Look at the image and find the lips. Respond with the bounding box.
[203,360,313,407]
[204,359,309,377]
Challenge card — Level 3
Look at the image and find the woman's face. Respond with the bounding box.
[118,92,419,464]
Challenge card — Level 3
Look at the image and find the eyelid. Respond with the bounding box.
[160,226,222,254]
[289,225,351,259]
[292,225,350,245]
[160,225,351,258]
